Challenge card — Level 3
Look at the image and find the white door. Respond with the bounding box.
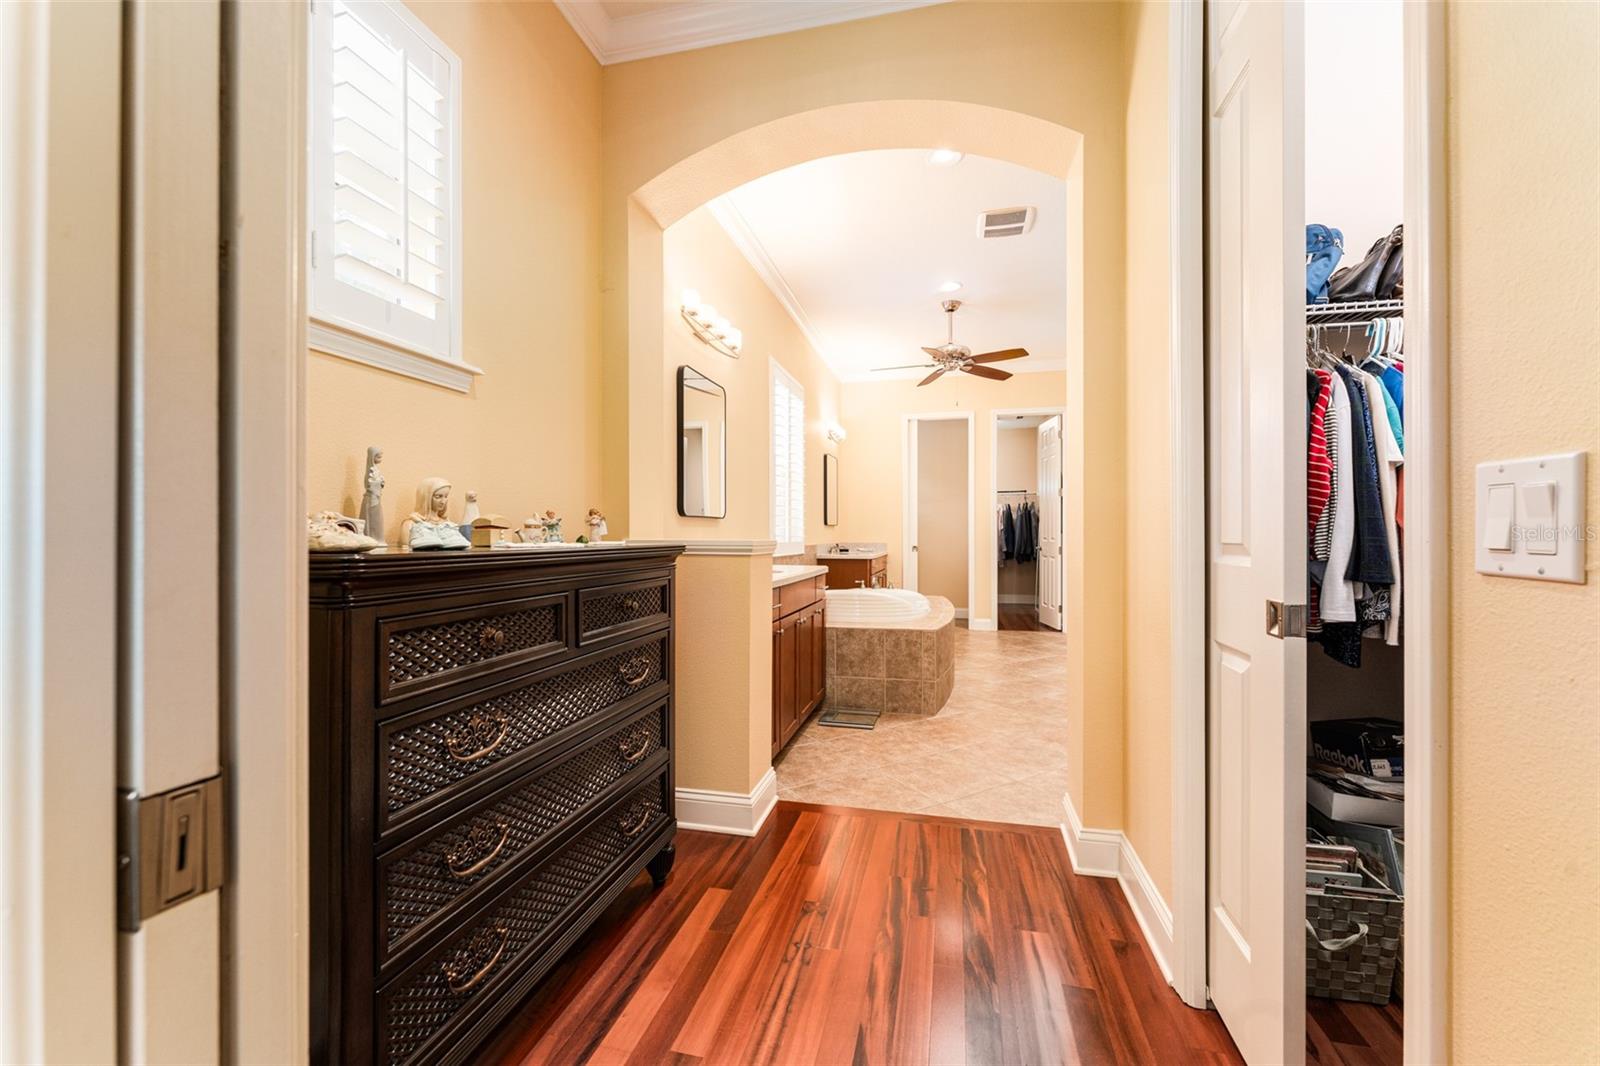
[903,418,920,590]
[1036,416,1064,630]
[1205,1,1307,1063]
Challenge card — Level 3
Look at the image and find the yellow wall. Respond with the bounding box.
[660,206,840,542]
[1118,0,1174,900]
[833,374,1067,621]
[306,1,602,544]
[1446,2,1600,1059]
[914,417,970,609]
[670,551,773,794]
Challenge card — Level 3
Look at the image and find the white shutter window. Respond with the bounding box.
[309,0,473,390]
[772,366,805,553]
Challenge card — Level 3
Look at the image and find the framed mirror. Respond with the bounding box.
[823,452,839,526]
[676,366,727,518]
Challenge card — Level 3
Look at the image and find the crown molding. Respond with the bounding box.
[555,0,949,66]
[706,196,841,373]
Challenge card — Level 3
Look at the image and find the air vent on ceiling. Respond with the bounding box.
[978,206,1036,239]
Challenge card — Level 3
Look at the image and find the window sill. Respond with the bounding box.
[309,320,483,393]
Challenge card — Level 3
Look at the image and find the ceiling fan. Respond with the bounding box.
[873,300,1028,386]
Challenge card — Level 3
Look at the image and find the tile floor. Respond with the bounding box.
[773,622,1069,825]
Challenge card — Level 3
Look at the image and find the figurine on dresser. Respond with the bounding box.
[358,446,385,545]
[401,477,471,550]
[586,508,608,542]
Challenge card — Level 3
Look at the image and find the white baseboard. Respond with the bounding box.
[1060,790,1121,875]
[675,767,778,837]
[1060,792,1176,984]
[966,617,997,631]
[953,607,969,619]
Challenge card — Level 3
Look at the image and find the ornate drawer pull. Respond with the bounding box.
[617,732,651,765]
[444,711,510,763]
[622,596,640,612]
[618,657,652,687]
[478,625,508,651]
[618,805,652,839]
[444,818,510,879]
[441,923,509,994]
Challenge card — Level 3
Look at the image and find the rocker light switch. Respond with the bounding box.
[1475,451,1587,583]
[1520,481,1558,555]
[1484,483,1515,552]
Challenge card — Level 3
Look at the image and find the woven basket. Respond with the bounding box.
[1305,891,1403,1004]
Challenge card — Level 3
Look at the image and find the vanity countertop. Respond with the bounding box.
[772,564,829,588]
[816,549,887,561]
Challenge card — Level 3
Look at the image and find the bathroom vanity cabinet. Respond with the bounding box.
[771,575,826,756]
[822,554,887,590]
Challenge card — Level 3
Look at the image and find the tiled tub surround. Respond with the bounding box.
[775,623,1069,825]
[825,593,955,716]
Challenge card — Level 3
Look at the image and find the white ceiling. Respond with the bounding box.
[557,1,949,65]
[708,149,1069,382]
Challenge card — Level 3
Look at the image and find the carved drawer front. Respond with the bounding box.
[378,594,569,705]
[378,776,669,1066]
[378,637,668,830]
[377,705,667,961]
[577,577,669,646]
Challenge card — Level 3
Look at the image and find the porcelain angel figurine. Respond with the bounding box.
[401,477,471,550]
[539,509,564,543]
[358,446,385,544]
[586,508,608,542]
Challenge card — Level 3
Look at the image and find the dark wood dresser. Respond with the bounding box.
[309,544,683,1066]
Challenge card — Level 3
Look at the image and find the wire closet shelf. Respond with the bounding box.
[1305,297,1405,326]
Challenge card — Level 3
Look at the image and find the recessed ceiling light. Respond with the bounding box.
[927,148,964,167]
[938,281,963,293]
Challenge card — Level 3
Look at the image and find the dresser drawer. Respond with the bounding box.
[376,703,668,963]
[378,593,569,705]
[577,576,669,646]
[377,635,668,832]
[378,775,670,1066]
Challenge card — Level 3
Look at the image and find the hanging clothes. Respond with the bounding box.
[1318,371,1360,624]
[1360,367,1404,645]
[1014,502,1035,563]
[1001,503,1017,560]
[1335,365,1394,590]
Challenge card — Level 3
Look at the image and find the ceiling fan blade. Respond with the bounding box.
[921,347,947,359]
[873,363,938,372]
[917,368,947,387]
[962,364,1013,381]
[969,347,1028,363]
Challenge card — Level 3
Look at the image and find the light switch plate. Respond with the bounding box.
[1475,451,1587,583]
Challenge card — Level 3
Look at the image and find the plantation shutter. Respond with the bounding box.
[310,0,458,362]
[772,367,805,549]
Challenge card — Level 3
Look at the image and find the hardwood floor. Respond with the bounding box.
[478,802,1243,1066]
[1307,995,1403,1064]
[997,605,1048,631]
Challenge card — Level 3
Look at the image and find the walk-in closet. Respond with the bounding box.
[996,415,1042,629]
[1302,2,1407,1060]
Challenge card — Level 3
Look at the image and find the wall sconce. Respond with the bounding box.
[680,288,742,358]
[827,424,847,444]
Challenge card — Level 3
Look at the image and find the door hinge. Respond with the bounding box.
[117,775,225,933]
[1265,599,1308,639]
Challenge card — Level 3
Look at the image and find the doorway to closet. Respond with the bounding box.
[1200,1,1439,1063]
[992,409,1065,631]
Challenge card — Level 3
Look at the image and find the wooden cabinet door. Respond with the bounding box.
[777,618,798,744]
[812,606,827,708]
[771,621,783,757]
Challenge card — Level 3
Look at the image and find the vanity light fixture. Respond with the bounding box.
[927,148,964,167]
[827,424,847,444]
[938,280,963,293]
[680,288,742,357]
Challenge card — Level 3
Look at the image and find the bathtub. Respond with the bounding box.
[823,590,956,716]
[824,588,930,625]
